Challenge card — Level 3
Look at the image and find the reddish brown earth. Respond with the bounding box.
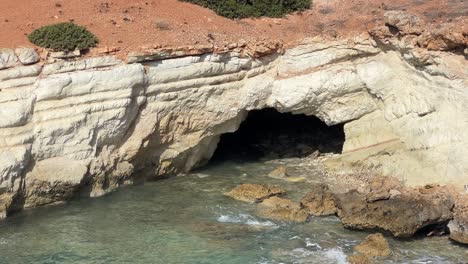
[0,0,467,51]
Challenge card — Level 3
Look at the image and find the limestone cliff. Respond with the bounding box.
[0,29,467,217]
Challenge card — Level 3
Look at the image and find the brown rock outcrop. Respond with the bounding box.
[347,253,372,264]
[335,184,455,237]
[300,184,337,216]
[448,194,468,245]
[224,184,285,203]
[348,233,391,263]
[257,196,309,222]
[417,25,467,51]
[355,233,392,257]
[384,10,423,35]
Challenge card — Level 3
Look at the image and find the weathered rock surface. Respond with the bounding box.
[448,194,468,245]
[355,233,392,257]
[335,185,455,237]
[348,233,391,264]
[256,196,309,222]
[14,48,40,65]
[0,15,467,217]
[347,253,371,264]
[384,10,423,35]
[0,49,19,69]
[300,184,337,216]
[224,184,285,203]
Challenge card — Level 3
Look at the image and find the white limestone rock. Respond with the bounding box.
[0,49,19,69]
[14,47,40,65]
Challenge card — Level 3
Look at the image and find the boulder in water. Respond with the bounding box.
[300,184,337,216]
[347,253,371,264]
[448,194,468,245]
[267,166,306,182]
[257,196,309,222]
[224,183,285,203]
[355,233,392,257]
[268,166,288,179]
[335,184,455,237]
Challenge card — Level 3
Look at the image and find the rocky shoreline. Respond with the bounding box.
[223,157,468,248]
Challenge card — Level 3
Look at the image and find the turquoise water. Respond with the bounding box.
[0,160,466,263]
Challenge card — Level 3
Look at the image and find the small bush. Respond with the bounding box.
[28,22,99,52]
[180,0,311,19]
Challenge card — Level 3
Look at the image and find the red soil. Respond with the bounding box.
[0,0,466,51]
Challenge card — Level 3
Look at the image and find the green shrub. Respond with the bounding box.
[180,0,311,19]
[28,23,99,52]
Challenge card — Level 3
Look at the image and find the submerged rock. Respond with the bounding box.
[355,233,392,257]
[347,253,371,264]
[268,166,288,179]
[256,196,309,222]
[224,184,285,203]
[348,233,391,264]
[335,184,455,237]
[448,194,468,245]
[267,166,306,182]
[300,184,337,216]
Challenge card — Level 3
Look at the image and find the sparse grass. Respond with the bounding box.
[180,0,311,19]
[28,22,98,51]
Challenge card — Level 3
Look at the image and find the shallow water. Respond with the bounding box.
[0,160,466,264]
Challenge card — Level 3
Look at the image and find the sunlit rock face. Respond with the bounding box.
[0,31,466,216]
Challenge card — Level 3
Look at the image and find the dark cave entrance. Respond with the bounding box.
[211,108,345,162]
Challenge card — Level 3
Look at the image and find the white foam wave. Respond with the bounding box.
[323,248,348,264]
[217,213,278,227]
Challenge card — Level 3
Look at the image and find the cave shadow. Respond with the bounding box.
[210,108,345,164]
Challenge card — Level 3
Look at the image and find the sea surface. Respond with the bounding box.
[0,160,466,263]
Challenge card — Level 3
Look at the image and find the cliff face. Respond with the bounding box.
[0,31,467,217]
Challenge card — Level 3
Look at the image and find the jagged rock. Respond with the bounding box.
[224,184,285,203]
[366,176,403,202]
[14,47,40,65]
[347,253,371,264]
[335,185,455,237]
[383,11,423,35]
[268,166,288,179]
[256,196,309,222]
[448,195,468,245]
[300,184,337,216]
[417,25,467,51]
[355,233,392,257]
[0,48,19,69]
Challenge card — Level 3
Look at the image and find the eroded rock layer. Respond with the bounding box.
[0,23,467,218]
